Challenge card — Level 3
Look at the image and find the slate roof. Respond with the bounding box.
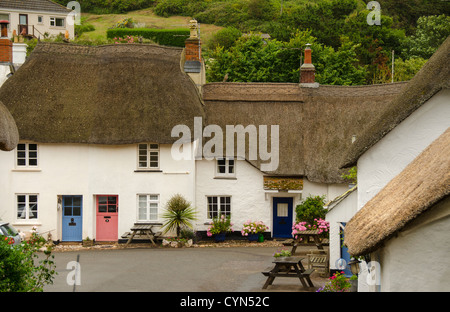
[0,0,70,14]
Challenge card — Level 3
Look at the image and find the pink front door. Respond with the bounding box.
[96,195,118,241]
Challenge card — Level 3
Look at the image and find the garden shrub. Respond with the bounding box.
[106,28,190,47]
[295,195,327,225]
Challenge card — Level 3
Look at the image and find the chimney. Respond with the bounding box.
[300,44,316,85]
[184,19,205,92]
[0,20,12,63]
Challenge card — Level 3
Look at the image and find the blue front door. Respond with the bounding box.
[62,196,82,242]
[273,197,293,238]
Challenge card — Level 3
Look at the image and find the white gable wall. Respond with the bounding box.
[357,89,450,210]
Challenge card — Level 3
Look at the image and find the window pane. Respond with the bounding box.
[108,205,117,213]
[28,144,37,151]
[29,195,38,203]
[138,209,147,220]
[138,144,147,150]
[17,195,26,203]
[228,159,234,173]
[98,205,107,213]
[64,206,72,216]
[29,203,38,219]
[150,161,158,168]
[29,158,38,166]
[98,196,107,205]
[73,197,81,207]
[56,18,64,27]
[150,144,158,150]
[72,207,81,216]
[17,204,26,219]
[108,196,117,205]
[149,195,158,201]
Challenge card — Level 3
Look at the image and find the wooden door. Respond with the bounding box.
[62,196,83,242]
[96,195,118,241]
[272,197,293,238]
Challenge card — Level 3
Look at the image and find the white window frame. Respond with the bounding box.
[16,143,38,168]
[16,194,39,220]
[215,158,235,177]
[207,196,231,220]
[137,194,159,222]
[137,143,160,169]
[50,17,65,27]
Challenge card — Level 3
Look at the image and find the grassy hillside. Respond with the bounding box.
[78,8,223,45]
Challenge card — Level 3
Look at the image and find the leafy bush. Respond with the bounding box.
[206,27,242,50]
[154,0,207,17]
[75,17,95,37]
[295,195,327,225]
[53,0,156,14]
[106,28,190,47]
[317,271,351,292]
[0,231,56,292]
[207,214,233,236]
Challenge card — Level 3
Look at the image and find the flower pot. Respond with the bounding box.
[214,233,226,242]
[248,233,259,241]
[258,233,264,242]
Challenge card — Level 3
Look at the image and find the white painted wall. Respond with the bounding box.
[377,197,450,291]
[0,10,75,39]
[357,89,450,210]
[0,143,195,240]
[195,158,349,236]
[325,188,358,270]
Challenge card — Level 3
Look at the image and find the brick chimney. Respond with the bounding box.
[184,19,205,92]
[300,44,315,84]
[0,20,12,63]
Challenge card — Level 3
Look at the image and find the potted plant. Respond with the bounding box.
[241,220,268,242]
[207,214,233,242]
[82,237,94,247]
[273,249,291,260]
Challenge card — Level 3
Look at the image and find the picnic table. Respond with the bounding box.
[290,229,328,255]
[125,223,162,247]
[261,257,315,289]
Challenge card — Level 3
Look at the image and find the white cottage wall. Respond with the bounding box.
[357,89,450,210]
[0,143,196,241]
[377,197,450,291]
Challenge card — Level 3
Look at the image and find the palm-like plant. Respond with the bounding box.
[161,194,197,238]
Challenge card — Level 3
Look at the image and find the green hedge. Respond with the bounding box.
[106,28,190,47]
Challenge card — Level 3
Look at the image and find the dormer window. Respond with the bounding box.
[216,158,235,177]
[16,143,38,167]
[138,143,159,169]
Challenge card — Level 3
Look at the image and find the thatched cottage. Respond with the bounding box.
[1,26,439,246]
[333,37,449,291]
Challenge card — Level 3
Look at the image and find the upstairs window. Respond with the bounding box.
[216,158,235,177]
[16,143,38,167]
[138,143,159,169]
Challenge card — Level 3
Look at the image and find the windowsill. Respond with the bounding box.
[13,221,41,226]
[12,168,41,172]
[214,176,237,180]
[49,26,66,29]
[134,169,162,173]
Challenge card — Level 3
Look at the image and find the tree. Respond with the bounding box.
[401,15,450,59]
[161,194,197,238]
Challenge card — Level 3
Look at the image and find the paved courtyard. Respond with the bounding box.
[44,244,328,292]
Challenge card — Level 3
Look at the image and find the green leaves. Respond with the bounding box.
[161,194,197,238]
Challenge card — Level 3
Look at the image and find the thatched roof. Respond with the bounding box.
[341,36,450,168]
[344,128,450,257]
[0,100,19,151]
[0,43,205,145]
[203,82,406,183]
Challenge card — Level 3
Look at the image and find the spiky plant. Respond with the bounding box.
[161,194,197,238]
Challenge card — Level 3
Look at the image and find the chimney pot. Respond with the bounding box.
[300,44,316,84]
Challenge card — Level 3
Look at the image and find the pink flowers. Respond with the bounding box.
[292,218,329,238]
[241,220,269,236]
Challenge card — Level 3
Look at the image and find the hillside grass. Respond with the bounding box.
[78,8,223,45]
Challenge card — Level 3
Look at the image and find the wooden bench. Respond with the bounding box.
[307,250,329,277]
